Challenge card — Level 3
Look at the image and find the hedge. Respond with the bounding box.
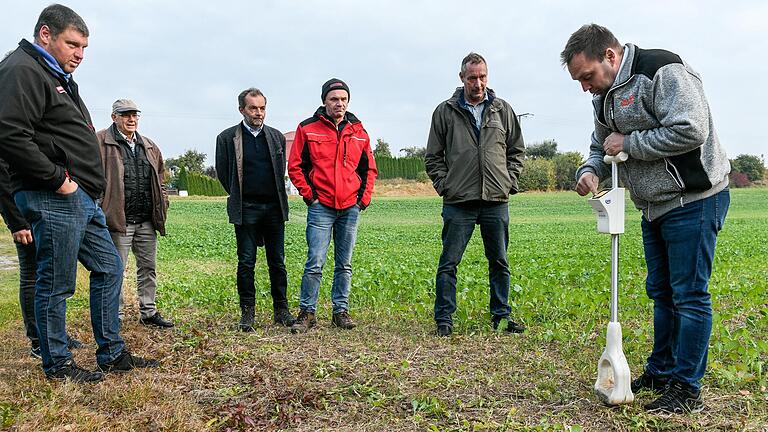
[376,156,426,180]
[186,172,227,196]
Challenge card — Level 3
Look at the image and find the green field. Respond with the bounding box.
[0,188,766,431]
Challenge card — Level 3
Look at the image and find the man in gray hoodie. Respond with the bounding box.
[562,24,730,414]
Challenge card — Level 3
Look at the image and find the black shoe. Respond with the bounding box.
[492,317,525,333]
[30,346,42,359]
[331,311,357,329]
[631,370,671,394]
[67,335,85,349]
[239,305,255,332]
[46,359,104,383]
[140,312,174,328]
[273,308,296,327]
[644,380,704,414]
[98,350,159,373]
[436,323,452,337]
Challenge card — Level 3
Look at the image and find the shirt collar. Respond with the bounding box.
[31,42,71,81]
[612,44,630,87]
[241,120,263,137]
[114,124,137,144]
[459,90,489,108]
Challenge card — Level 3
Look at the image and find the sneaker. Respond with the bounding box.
[30,346,42,359]
[46,359,104,383]
[492,317,525,334]
[273,308,296,327]
[631,370,670,394]
[98,350,159,373]
[436,323,452,337]
[239,305,255,332]
[290,310,316,334]
[31,337,82,359]
[140,312,175,328]
[67,335,85,349]
[644,380,704,414]
[331,311,356,330]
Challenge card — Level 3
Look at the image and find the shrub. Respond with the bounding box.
[187,172,227,196]
[731,154,765,182]
[553,151,584,191]
[518,158,555,191]
[729,171,751,188]
[176,166,188,191]
[376,156,426,180]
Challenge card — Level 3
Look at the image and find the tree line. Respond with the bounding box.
[162,141,766,196]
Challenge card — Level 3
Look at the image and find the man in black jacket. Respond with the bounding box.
[215,88,294,331]
[0,4,157,382]
[0,160,84,359]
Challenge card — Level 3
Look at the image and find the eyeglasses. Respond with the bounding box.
[117,112,141,119]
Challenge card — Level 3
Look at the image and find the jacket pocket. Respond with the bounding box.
[484,120,507,144]
[306,133,335,161]
[34,133,65,164]
[623,159,683,203]
[666,148,712,192]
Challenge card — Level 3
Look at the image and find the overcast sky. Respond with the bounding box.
[2,0,766,166]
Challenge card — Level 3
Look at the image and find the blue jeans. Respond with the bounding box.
[16,242,38,349]
[15,188,125,373]
[299,202,360,313]
[641,189,729,390]
[434,202,511,325]
[234,202,288,310]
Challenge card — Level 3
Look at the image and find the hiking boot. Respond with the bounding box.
[273,308,296,327]
[140,312,175,328]
[239,305,255,332]
[644,380,704,414]
[492,317,525,334]
[98,350,159,373]
[436,323,452,337]
[631,370,670,394]
[67,335,85,349]
[331,311,356,329]
[290,310,316,334]
[46,359,104,383]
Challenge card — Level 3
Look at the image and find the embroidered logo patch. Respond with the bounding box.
[620,95,635,107]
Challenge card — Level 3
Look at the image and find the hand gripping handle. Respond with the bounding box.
[603,152,628,164]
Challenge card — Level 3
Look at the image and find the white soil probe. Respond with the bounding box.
[588,151,634,405]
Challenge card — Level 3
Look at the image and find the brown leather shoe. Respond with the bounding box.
[331,310,356,330]
[290,309,316,334]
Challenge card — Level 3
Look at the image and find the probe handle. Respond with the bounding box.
[604,152,628,164]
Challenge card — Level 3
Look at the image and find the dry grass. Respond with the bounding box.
[373,179,435,197]
[1,306,765,431]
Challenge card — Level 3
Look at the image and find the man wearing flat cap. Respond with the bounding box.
[287,78,378,333]
[96,99,173,328]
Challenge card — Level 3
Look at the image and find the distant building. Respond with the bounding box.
[283,131,298,195]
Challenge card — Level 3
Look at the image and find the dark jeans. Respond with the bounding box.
[641,189,729,391]
[16,241,38,349]
[14,188,125,373]
[234,202,288,311]
[434,202,511,325]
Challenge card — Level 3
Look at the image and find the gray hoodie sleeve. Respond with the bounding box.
[624,63,710,161]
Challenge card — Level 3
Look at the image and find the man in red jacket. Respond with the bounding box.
[287,78,377,333]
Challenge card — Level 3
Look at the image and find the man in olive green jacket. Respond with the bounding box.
[425,52,525,337]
